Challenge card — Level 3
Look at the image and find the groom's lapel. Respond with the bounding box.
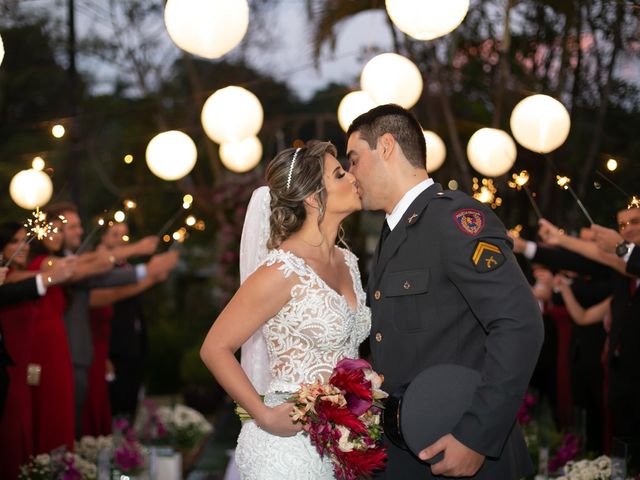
[373,183,443,286]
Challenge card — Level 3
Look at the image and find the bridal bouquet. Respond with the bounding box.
[289,358,388,480]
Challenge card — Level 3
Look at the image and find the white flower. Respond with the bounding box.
[336,425,355,452]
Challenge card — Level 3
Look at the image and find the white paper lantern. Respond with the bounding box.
[219,136,262,173]
[146,130,197,181]
[201,86,263,144]
[361,53,423,109]
[0,34,4,67]
[467,128,517,177]
[164,0,249,59]
[385,0,470,41]
[9,169,54,209]
[423,131,446,173]
[337,91,377,132]
[509,94,571,154]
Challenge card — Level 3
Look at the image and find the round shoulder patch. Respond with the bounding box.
[453,209,485,236]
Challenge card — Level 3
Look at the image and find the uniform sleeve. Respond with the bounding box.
[439,196,544,458]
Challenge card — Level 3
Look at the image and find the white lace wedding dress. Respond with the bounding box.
[234,247,371,480]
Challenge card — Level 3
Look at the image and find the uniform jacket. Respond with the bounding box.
[369,183,544,479]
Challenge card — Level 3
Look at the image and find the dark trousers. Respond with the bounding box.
[109,356,143,421]
[73,365,89,439]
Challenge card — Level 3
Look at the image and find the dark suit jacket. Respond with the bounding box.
[626,245,640,277]
[0,277,40,366]
[109,281,146,360]
[64,267,137,368]
[369,184,543,479]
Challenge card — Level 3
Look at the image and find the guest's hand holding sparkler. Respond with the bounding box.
[0,266,7,286]
[146,250,179,281]
[108,235,160,265]
[538,219,626,273]
[507,229,528,254]
[538,219,564,246]
[41,256,77,286]
[591,224,625,254]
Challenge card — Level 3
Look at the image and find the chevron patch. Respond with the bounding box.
[472,241,505,273]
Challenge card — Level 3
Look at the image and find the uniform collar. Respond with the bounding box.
[386,178,434,231]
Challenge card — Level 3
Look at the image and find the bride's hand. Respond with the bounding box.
[256,403,303,437]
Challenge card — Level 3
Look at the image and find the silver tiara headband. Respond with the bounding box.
[286,148,301,190]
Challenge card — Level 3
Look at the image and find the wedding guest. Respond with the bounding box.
[45,202,159,437]
[0,221,75,479]
[539,205,640,464]
[83,222,178,434]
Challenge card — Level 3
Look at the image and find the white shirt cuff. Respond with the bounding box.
[135,264,148,280]
[623,243,635,263]
[35,274,47,295]
[524,241,538,260]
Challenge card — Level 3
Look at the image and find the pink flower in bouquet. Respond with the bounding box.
[290,357,388,480]
[548,433,580,473]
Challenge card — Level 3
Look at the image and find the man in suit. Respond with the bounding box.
[46,202,160,436]
[346,104,544,479]
[538,206,640,466]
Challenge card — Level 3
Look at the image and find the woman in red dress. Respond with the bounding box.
[28,217,76,454]
[0,222,38,478]
[81,304,114,436]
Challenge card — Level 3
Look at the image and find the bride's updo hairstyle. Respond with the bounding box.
[266,141,337,249]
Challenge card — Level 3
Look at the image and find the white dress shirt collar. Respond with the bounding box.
[386,178,435,230]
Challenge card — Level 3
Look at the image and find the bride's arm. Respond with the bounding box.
[200,263,302,437]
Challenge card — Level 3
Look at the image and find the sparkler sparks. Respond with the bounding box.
[472,178,502,209]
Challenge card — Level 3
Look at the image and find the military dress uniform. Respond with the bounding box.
[370,183,543,479]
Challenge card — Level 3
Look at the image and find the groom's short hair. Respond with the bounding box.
[347,104,426,169]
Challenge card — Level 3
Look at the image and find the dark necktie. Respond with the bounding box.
[376,221,391,262]
[380,221,391,245]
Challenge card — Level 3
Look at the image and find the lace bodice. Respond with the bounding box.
[261,248,371,393]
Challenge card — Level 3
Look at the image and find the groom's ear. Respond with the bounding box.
[378,133,396,161]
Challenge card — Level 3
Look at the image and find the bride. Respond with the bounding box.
[200,141,371,479]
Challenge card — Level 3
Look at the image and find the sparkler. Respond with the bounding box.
[472,178,502,209]
[3,208,59,267]
[508,170,543,220]
[157,194,193,237]
[555,175,595,224]
[76,215,106,254]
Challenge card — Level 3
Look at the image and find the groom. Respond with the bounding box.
[346,104,543,479]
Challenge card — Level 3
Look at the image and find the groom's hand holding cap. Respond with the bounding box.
[383,364,484,464]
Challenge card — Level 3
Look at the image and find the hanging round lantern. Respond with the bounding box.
[219,136,262,173]
[9,169,54,209]
[385,0,470,41]
[146,130,198,181]
[337,91,377,132]
[361,53,423,109]
[423,130,446,173]
[201,86,263,144]
[467,128,517,177]
[0,33,5,67]
[509,94,571,154]
[164,0,249,59]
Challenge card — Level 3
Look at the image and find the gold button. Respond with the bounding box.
[403,281,410,290]
[375,332,382,342]
[374,290,381,300]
